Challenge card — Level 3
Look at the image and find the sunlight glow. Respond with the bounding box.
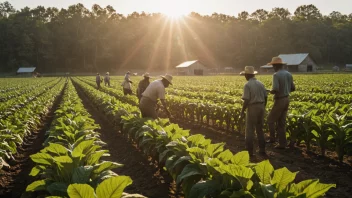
[155,0,190,19]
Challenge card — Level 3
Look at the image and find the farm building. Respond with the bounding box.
[175,60,207,75]
[17,67,36,77]
[260,53,318,72]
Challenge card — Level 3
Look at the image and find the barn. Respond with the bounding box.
[17,67,36,77]
[175,60,207,76]
[278,53,317,72]
[260,53,318,72]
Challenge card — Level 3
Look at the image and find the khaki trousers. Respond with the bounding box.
[245,103,266,155]
[267,97,289,147]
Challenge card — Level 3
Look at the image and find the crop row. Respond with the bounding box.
[0,78,65,170]
[72,77,336,198]
[25,80,145,198]
[77,76,352,161]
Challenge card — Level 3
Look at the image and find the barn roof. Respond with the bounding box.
[176,60,198,68]
[17,67,36,73]
[279,53,309,65]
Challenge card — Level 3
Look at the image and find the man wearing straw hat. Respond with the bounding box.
[139,74,172,119]
[104,72,110,87]
[267,57,296,149]
[137,73,152,102]
[240,66,267,156]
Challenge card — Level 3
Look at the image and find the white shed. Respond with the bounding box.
[17,67,36,76]
[175,60,207,75]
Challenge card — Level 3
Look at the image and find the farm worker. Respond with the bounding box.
[239,66,267,156]
[121,77,133,95]
[139,74,172,119]
[267,57,296,149]
[96,73,102,89]
[137,72,152,102]
[104,72,111,86]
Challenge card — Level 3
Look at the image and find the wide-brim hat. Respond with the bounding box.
[142,73,152,78]
[161,74,173,85]
[240,66,258,75]
[106,72,109,75]
[268,57,287,65]
[126,71,130,74]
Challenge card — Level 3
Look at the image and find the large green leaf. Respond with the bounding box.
[87,150,109,165]
[26,179,49,192]
[231,151,249,166]
[206,143,225,157]
[93,161,123,175]
[302,180,336,198]
[187,147,207,161]
[29,165,46,176]
[220,164,254,190]
[254,160,274,184]
[96,176,132,198]
[217,149,234,163]
[53,156,73,163]
[41,143,69,156]
[271,167,297,192]
[72,139,96,158]
[176,164,205,185]
[259,182,275,198]
[188,180,222,198]
[67,184,95,198]
[47,182,69,197]
[187,134,207,147]
[72,166,94,183]
[30,153,53,166]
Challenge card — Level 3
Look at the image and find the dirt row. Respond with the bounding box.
[0,83,66,198]
[174,121,352,198]
[73,82,176,198]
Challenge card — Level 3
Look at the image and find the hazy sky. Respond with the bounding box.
[9,0,352,16]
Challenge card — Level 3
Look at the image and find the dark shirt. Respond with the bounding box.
[137,78,150,98]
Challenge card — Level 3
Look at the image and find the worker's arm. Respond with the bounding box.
[264,96,268,107]
[240,99,249,119]
[160,99,171,118]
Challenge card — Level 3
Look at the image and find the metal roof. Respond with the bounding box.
[176,60,198,68]
[279,53,309,65]
[17,67,36,73]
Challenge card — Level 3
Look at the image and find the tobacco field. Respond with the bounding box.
[1,74,352,198]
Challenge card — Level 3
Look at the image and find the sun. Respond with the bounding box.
[157,0,189,19]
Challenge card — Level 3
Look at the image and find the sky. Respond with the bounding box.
[9,0,352,16]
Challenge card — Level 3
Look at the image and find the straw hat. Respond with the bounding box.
[142,72,151,78]
[161,74,173,85]
[126,71,130,74]
[106,72,109,75]
[268,57,287,65]
[240,66,258,75]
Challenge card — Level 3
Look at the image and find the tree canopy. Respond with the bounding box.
[0,2,351,73]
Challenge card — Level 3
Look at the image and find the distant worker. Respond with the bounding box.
[121,72,133,95]
[267,57,296,149]
[104,72,111,86]
[240,66,267,156]
[139,74,172,119]
[96,73,102,89]
[137,73,152,102]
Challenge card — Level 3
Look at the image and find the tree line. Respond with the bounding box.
[0,2,351,73]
